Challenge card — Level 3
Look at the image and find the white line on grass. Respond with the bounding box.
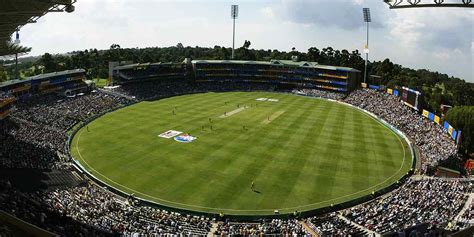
[73,96,411,213]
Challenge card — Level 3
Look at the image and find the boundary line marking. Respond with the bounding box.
[72,94,412,213]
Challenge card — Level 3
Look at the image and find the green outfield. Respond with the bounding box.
[71,92,412,215]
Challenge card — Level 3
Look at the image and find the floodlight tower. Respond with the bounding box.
[14,31,20,80]
[231,5,239,59]
[362,8,371,84]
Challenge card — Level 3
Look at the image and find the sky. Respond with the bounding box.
[14,0,474,82]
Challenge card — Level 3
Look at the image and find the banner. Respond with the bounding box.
[451,130,457,140]
[448,126,453,136]
[443,121,449,131]
[369,84,380,90]
[361,83,367,88]
[422,110,429,118]
[393,90,399,96]
[428,112,435,121]
[387,88,393,95]
[457,130,462,144]
[434,115,440,125]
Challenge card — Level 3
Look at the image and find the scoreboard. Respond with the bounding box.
[401,87,422,111]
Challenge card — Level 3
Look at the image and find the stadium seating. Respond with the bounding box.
[0,70,88,100]
[307,213,368,236]
[0,93,14,120]
[0,72,472,236]
[193,60,360,93]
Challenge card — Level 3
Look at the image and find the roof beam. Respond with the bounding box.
[384,0,473,8]
[0,10,61,16]
[390,3,473,8]
[0,0,76,57]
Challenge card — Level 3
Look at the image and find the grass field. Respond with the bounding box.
[71,92,412,215]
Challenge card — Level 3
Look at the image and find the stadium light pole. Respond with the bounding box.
[231,5,239,60]
[14,31,20,80]
[362,8,371,84]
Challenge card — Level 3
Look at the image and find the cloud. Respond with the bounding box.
[388,9,473,53]
[12,0,473,82]
[273,0,385,30]
[261,7,275,19]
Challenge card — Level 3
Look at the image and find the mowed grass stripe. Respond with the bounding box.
[252,99,316,209]
[274,99,329,207]
[348,108,370,189]
[203,95,306,209]
[71,92,412,214]
[147,93,284,204]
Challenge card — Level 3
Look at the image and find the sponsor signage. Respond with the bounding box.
[174,134,197,143]
[158,130,182,139]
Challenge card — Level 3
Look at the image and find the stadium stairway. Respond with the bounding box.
[337,214,380,237]
[180,222,210,236]
[43,170,85,190]
[300,220,319,236]
[138,215,210,236]
[455,193,474,223]
[208,222,218,237]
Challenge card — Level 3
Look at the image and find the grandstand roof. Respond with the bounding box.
[0,69,85,88]
[192,59,361,72]
[113,62,182,70]
[0,0,76,57]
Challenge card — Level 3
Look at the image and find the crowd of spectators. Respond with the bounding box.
[215,219,308,236]
[307,213,367,236]
[344,89,457,172]
[0,79,472,236]
[0,91,131,170]
[0,180,112,236]
[458,199,473,225]
[0,91,15,102]
[111,79,349,103]
[343,178,472,234]
[14,92,131,132]
[292,88,345,100]
[109,79,278,101]
[45,185,212,236]
[108,79,192,100]
[0,118,64,169]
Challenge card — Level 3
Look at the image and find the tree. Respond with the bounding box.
[243,40,251,49]
[110,44,122,62]
[2,43,470,116]
[40,53,58,73]
[0,66,8,82]
[445,106,474,154]
[140,50,154,63]
[235,40,255,60]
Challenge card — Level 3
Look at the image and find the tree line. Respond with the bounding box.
[445,106,473,154]
[1,42,473,111]
[0,42,472,153]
